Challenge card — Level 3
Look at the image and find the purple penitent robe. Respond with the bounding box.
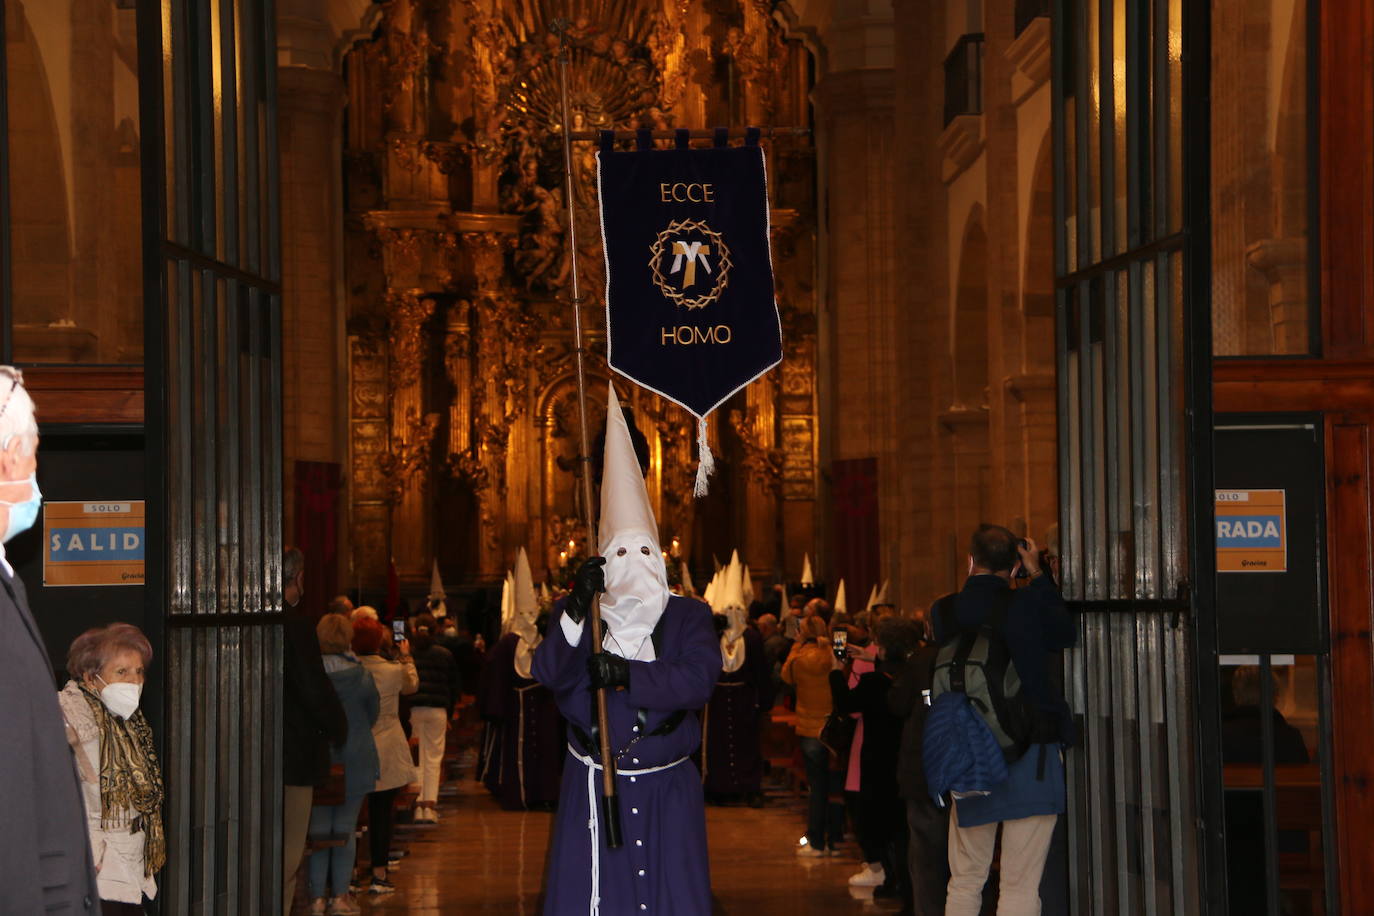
[700,627,768,796]
[532,595,720,916]
[479,632,564,809]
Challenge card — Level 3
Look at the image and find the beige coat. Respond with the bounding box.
[360,654,420,791]
[57,681,158,905]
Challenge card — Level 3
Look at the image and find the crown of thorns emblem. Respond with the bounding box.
[648,219,733,309]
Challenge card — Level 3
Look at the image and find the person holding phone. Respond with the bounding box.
[408,613,460,823]
[782,615,845,856]
[353,618,417,895]
[830,617,924,903]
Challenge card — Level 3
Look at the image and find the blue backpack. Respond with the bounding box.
[922,688,1009,806]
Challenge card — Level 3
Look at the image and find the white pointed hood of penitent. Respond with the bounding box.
[719,551,748,673]
[500,571,514,636]
[429,559,448,617]
[597,382,669,661]
[512,547,541,678]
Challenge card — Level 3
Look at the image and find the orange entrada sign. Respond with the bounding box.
[42,501,146,587]
[1215,489,1287,573]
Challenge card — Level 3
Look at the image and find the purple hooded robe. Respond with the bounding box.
[532,595,719,915]
[478,632,564,809]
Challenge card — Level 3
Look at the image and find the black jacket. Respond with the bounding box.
[411,642,460,714]
[888,643,939,801]
[830,665,903,800]
[935,574,1077,746]
[0,569,100,913]
[283,608,348,786]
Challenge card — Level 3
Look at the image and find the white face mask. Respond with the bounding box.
[96,676,142,720]
[598,531,670,660]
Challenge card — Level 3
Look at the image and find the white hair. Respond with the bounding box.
[351,605,379,622]
[0,370,37,455]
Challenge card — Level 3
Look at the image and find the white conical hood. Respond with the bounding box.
[741,564,754,607]
[500,571,515,635]
[512,548,541,678]
[429,559,446,599]
[719,552,748,672]
[834,579,848,614]
[680,561,695,597]
[427,560,448,617]
[801,553,814,586]
[864,583,878,613]
[702,571,718,609]
[875,579,891,606]
[596,382,669,660]
[541,582,552,605]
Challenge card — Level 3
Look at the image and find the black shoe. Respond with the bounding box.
[872,883,902,900]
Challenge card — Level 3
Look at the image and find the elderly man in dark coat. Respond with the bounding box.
[533,385,719,915]
[0,367,101,913]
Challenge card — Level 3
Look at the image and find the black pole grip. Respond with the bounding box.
[601,790,623,849]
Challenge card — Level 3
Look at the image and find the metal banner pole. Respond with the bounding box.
[553,20,622,849]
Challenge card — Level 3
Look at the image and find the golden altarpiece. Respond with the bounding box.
[342,0,820,589]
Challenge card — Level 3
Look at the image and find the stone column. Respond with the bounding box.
[811,5,898,601]
[277,62,347,565]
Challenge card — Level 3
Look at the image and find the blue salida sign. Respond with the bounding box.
[48,527,145,562]
[43,500,146,587]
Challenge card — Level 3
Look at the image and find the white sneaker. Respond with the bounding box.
[848,862,886,887]
[327,895,361,915]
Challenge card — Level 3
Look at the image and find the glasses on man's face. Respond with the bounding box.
[0,368,23,422]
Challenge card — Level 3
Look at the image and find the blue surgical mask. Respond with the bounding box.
[0,473,41,543]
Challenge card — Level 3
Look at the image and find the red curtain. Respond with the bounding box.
[293,461,342,619]
[831,457,880,610]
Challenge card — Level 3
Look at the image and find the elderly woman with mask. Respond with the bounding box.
[58,623,165,916]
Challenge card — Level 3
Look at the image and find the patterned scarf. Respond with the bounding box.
[80,686,167,877]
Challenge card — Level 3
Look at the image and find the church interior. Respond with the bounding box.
[6,0,1374,912]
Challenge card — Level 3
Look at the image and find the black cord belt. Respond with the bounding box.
[570,708,688,764]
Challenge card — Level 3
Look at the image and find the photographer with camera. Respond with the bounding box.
[934,524,1075,916]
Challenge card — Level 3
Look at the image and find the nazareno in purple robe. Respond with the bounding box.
[532,594,720,915]
[478,632,564,809]
[700,627,768,796]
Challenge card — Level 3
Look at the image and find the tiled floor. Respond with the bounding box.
[357,770,900,915]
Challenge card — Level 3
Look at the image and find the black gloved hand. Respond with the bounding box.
[566,556,606,625]
[588,651,631,690]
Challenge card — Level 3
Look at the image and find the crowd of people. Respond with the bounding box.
[281,551,466,914]
[1,367,1083,916]
[463,523,1075,916]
